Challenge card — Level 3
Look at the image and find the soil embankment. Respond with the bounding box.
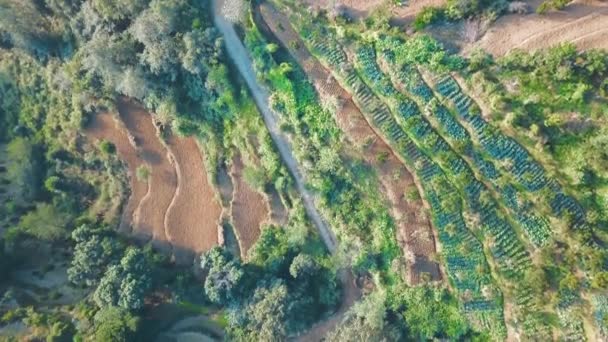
[469,0,608,56]
[165,135,222,264]
[230,153,270,259]
[117,98,177,252]
[85,111,148,234]
[258,2,441,284]
[87,98,223,264]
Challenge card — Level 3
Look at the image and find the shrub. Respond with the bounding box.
[414,7,445,31]
[135,165,150,182]
[99,140,116,155]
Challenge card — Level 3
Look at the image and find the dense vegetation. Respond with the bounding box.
[1,0,606,340]
[0,0,338,340]
[272,0,608,339]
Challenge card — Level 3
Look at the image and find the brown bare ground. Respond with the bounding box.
[230,153,270,259]
[258,2,441,284]
[466,0,608,56]
[117,98,176,253]
[300,0,445,24]
[85,111,148,234]
[165,135,222,264]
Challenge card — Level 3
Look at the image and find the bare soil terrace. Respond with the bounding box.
[258,2,441,284]
[468,0,608,56]
[86,98,223,264]
[117,98,177,253]
[166,135,222,264]
[84,111,148,234]
[230,153,270,259]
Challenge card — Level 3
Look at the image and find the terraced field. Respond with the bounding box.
[258,1,441,285]
[86,99,224,264]
[265,2,599,339]
[230,152,270,259]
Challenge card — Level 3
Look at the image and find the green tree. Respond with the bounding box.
[6,137,44,201]
[68,225,122,287]
[18,203,68,241]
[200,247,244,305]
[99,140,116,155]
[94,307,140,342]
[289,254,318,279]
[93,248,151,310]
[230,280,290,341]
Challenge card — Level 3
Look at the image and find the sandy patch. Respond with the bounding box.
[165,136,222,264]
[258,2,441,284]
[85,111,148,233]
[230,153,270,259]
[467,0,608,56]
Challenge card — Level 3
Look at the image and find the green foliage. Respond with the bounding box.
[229,280,290,341]
[99,140,116,155]
[93,248,151,310]
[329,291,401,341]
[414,6,444,31]
[93,306,140,342]
[537,0,572,14]
[68,225,122,287]
[378,35,465,72]
[6,137,44,202]
[135,165,151,182]
[200,247,244,305]
[18,203,69,241]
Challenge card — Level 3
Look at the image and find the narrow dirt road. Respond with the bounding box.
[212,0,337,254]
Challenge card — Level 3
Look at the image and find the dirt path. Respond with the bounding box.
[467,0,608,56]
[117,98,177,252]
[230,153,270,259]
[165,135,222,264]
[213,0,337,254]
[85,112,148,233]
[258,1,440,285]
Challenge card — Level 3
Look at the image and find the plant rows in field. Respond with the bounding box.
[372,36,601,339]
[352,43,560,337]
[433,75,587,230]
[301,28,507,337]
[377,42,555,248]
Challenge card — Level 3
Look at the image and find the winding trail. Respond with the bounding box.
[212,0,337,254]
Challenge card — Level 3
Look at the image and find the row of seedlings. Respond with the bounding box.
[433,75,587,231]
[297,25,507,338]
[378,42,553,248]
[354,41,554,338]
[347,42,510,337]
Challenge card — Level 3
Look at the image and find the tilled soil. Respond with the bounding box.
[230,153,270,259]
[165,136,222,264]
[85,111,148,234]
[117,98,177,253]
[258,2,441,284]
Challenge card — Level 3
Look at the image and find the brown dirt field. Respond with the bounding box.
[165,136,222,264]
[258,2,441,284]
[300,0,445,24]
[230,153,270,259]
[466,0,608,56]
[117,98,177,252]
[85,111,148,234]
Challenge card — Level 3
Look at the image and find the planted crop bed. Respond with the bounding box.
[257,1,441,285]
[301,27,507,337]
